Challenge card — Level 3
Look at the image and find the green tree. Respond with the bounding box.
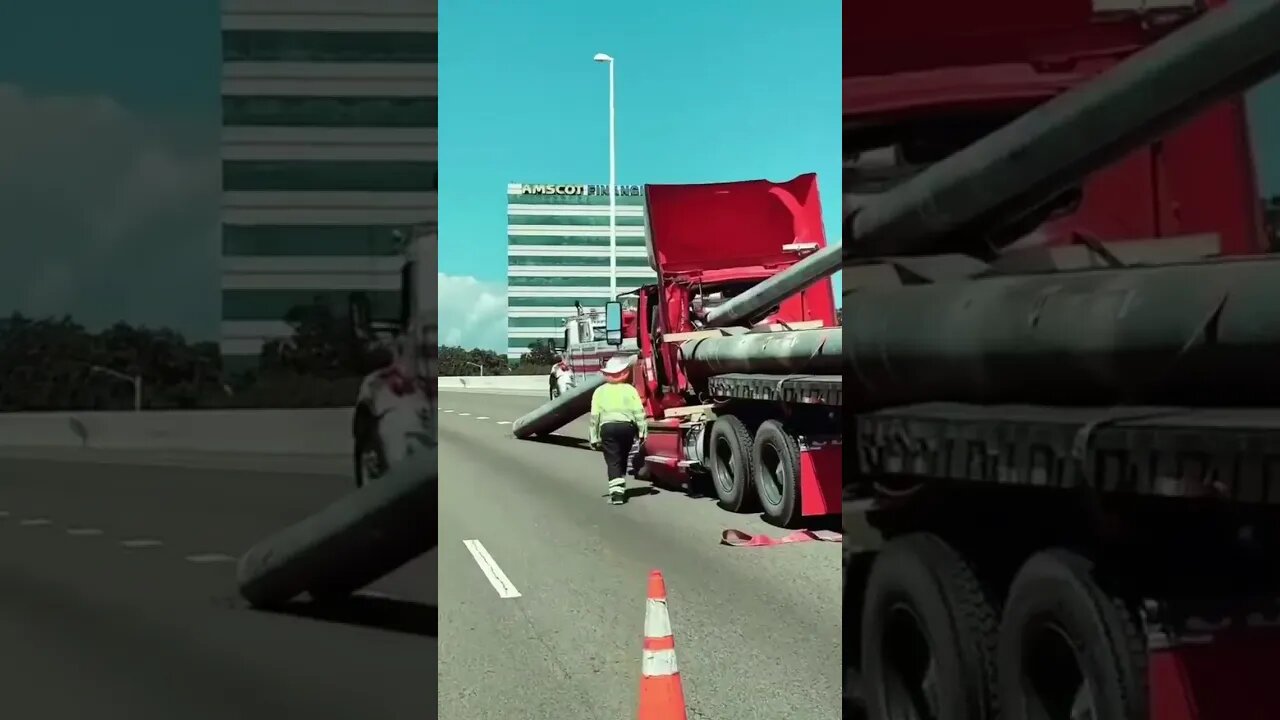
[438,345,507,376]
[521,339,558,367]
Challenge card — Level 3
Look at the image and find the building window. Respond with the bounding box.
[222,161,437,192]
[222,30,438,64]
[223,96,437,128]
[507,214,647,227]
[507,235,647,247]
[222,290,399,321]
[508,296,613,307]
[223,225,410,256]
[508,317,573,328]
[508,276,614,287]
[507,256,650,268]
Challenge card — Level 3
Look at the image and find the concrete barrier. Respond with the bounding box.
[0,408,350,454]
[437,375,546,395]
[0,377,546,454]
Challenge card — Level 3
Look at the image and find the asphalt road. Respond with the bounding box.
[437,390,842,720]
[0,449,435,720]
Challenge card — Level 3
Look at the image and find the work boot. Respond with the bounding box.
[608,478,627,505]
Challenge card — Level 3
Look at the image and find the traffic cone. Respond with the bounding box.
[637,569,688,720]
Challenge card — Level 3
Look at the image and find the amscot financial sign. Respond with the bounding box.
[517,184,643,196]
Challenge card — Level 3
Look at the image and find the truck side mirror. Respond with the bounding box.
[604,301,623,346]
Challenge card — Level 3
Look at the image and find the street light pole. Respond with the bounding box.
[465,361,485,376]
[594,52,617,299]
[91,365,142,412]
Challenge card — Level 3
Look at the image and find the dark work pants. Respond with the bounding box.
[600,422,638,484]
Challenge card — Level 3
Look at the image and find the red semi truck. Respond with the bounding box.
[843,1,1280,718]
[583,174,845,528]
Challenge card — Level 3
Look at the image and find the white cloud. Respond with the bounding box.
[0,84,219,336]
[438,273,507,351]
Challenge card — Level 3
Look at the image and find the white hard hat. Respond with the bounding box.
[600,355,634,376]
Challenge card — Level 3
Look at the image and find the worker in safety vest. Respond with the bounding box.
[588,355,647,505]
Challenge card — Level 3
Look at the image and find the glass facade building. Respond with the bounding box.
[506,183,656,360]
[219,0,437,374]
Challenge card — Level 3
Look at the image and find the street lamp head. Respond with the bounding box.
[593,53,613,63]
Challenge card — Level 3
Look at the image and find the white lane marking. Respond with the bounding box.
[496,421,512,425]
[458,412,471,416]
[66,527,104,536]
[0,510,9,518]
[19,518,51,526]
[463,539,522,599]
[476,416,490,420]
[120,538,163,549]
[185,553,235,563]
[442,409,454,413]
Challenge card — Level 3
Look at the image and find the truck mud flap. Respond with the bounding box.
[236,448,437,608]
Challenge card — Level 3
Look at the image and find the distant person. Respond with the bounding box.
[588,356,646,505]
[549,357,574,399]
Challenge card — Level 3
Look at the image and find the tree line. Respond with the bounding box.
[0,302,376,411]
[439,339,557,377]
[0,306,561,412]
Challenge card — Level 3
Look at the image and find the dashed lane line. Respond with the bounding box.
[462,538,522,599]
[496,421,512,425]
[5,516,242,565]
[185,553,236,563]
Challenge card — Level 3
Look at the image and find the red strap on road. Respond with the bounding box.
[719,528,842,548]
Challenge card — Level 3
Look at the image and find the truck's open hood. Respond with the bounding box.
[643,173,828,278]
[845,0,1201,79]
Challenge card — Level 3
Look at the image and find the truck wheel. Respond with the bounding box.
[844,545,876,720]
[862,534,999,720]
[752,419,802,527]
[997,549,1146,720]
[708,415,758,513]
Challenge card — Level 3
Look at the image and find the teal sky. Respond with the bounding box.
[437,0,844,286]
[0,1,221,339]
[3,1,1280,348]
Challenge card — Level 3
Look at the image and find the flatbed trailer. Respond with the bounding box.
[840,1,1280,717]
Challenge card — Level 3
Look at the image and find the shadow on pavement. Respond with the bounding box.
[523,434,592,451]
[267,594,437,638]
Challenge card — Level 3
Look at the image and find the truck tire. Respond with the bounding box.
[862,533,999,720]
[708,414,758,513]
[997,549,1146,720]
[752,419,803,527]
[844,545,876,720]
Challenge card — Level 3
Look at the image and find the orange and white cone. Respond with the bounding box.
[637,569,688,720]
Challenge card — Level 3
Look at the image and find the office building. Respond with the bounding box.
[219,0,437,374]
[506,183,656,360]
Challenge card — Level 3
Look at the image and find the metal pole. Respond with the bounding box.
[133,376,141,412]
[608,58,617,300]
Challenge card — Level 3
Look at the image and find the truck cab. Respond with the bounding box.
[553,302,640,380]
